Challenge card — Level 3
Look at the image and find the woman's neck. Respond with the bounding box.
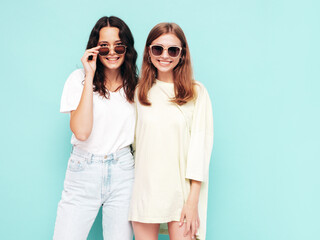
[104,68,123,92]
[157,71,174,83]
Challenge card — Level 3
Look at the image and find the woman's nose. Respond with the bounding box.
[161,49,170,58]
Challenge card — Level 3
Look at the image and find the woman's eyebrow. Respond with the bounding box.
[98,40,122,44]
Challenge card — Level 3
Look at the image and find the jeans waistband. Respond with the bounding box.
[71,146,131,162]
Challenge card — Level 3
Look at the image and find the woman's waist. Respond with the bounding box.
[71,144,132,161]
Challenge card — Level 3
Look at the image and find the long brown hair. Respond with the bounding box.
[86,16,138,102]
[138,22,195,106]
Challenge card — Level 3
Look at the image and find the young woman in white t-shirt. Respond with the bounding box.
[129,23,213,240]
[53,16,138,240]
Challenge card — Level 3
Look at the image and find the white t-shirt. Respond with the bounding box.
[60,69,135,155]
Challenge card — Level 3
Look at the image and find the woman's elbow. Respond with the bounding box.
[72,130,91,141]
[75,133,89,141]
[70,121,92,141]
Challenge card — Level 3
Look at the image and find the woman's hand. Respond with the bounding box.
[179,201,200,239]
[70,47,100,141]
[81,46,100,78]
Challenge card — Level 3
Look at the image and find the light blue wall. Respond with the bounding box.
[0,0,319,239]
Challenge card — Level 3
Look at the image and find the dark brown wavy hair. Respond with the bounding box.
[138,22,195,106]
[86,16,138,102]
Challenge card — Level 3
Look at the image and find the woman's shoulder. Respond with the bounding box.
[67,68,85,81]
[64,69,85,87]
[193,80,210,98]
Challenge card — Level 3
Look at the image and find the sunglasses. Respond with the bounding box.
[98,44,127,56]
[150,45,182,58]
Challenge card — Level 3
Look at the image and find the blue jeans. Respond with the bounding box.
[53,146,134,240]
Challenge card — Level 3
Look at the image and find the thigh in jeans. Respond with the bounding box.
[53,153,101,240]
[102,151,135,240]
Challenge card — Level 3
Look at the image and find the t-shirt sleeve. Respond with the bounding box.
[185,82,214,182]
[60,69,85,113]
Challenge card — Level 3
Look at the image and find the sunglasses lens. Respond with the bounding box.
[99,47,109,56]
[114,45,126,54]
[151,45,163,56]
[168,47,181,57]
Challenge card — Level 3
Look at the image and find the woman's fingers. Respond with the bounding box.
[91,53,98,61]
[85,49,100,55]
[81,52,99,64]
[184,220,191,237]
[82,47,100,60]
[179,211,185,227]
[85,46,101,52]
[81,47,100,76]
[82,50,99,59]
[191,221,195,237]
[191,220,197,238]
[90,45,101,50]
[85,46,101,56]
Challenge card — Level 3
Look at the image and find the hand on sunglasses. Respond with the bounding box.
[81,46,101,78]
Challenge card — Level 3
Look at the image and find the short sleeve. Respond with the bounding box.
[60,69,85,113]
[185,82,214,182]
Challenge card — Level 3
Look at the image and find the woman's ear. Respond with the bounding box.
[179,55,184,65]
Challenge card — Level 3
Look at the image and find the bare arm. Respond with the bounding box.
[187,180,201,206]
[70,46,100,141]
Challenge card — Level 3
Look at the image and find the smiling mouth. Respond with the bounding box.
[158,60,172,65]
[106,57,120,61]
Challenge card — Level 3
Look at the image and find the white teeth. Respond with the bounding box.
[159,60,171,65]
[106,56,120,61]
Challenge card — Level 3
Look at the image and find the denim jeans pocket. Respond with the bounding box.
[118,153,135,170]
[67,153,87,172]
